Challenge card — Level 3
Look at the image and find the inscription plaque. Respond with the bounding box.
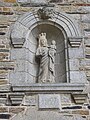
[38,94,61,110]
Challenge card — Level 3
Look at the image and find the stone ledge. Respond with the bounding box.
[68,37,82,47]
[12,83,85,93]
[72,93,87,104]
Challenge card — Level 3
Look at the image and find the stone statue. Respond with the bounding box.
[36,33,56,83]
[37,7,53,20]
[48,40,56,83]
[36,33,48,83]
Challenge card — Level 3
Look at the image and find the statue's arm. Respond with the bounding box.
[36,47,42,57]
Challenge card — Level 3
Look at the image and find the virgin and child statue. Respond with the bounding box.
[36,33,56,83]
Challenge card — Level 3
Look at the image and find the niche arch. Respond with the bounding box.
[10,11,82,85]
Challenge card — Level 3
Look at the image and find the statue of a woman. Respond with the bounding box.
[36,33,49,83]
[36,33,56,83]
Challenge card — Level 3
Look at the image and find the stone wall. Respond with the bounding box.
[0,0,90,120]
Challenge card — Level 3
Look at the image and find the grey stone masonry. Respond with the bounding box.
[0,0,90,119]
[38,94,61,110]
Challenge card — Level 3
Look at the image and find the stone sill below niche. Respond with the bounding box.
[12,83,85,93]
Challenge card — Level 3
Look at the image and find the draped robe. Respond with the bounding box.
[36,45,56,83]
[36,46,49,83]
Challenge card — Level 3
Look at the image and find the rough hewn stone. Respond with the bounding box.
[22,95,37,106]
[72,110,89,115]
[4,0,16,3]
[0,107,8,113]
[70,71,87,83]
[9,107,25,113]
[61,94,71,105]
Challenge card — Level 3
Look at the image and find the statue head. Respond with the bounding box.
[51,40,56,45]
[39,33,47,47]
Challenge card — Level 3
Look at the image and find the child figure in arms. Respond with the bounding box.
[48,40,56,83]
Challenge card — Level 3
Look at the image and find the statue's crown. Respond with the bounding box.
[39,33,46,40]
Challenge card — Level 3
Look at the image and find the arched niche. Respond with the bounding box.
[10,11,84,86]
[11,11,81,46]
[25,23,67,83]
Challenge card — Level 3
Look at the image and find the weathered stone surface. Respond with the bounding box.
[10,107,87,120]
[72,93,87,104]
[69,59,79,71]
[14,60,38,76]
[68,37,82,47]
[0,107,8,113]
[0,61,14,70]
[4,0,16,3]
[61,94,71,105]
[11,22,28,47]
[79,59,89,66]
[72,110,89,115]
[10,94,24,105]
[10,48,36,63]
[0,1,90,120]
[70,71,87,83]
[9,71,36,85]
[17,0,47,3]
[0,79,8,84]
[38,94,61,109]
[12,83,85,93]
[22,95,36,106]
[17,0,29,2]
[86,71,90,77]
[9,107,25,113]
[85,48,90,55]
[85,39,90,45]
[0,98,6,105]
[0,53,9,61]
[83,83,90,94]
[0,84,11,92]
[0,73,9,81]
[0,49,9,52]
[69,48,84,59]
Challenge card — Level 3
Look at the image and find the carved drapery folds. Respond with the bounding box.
[36,33,56,83]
